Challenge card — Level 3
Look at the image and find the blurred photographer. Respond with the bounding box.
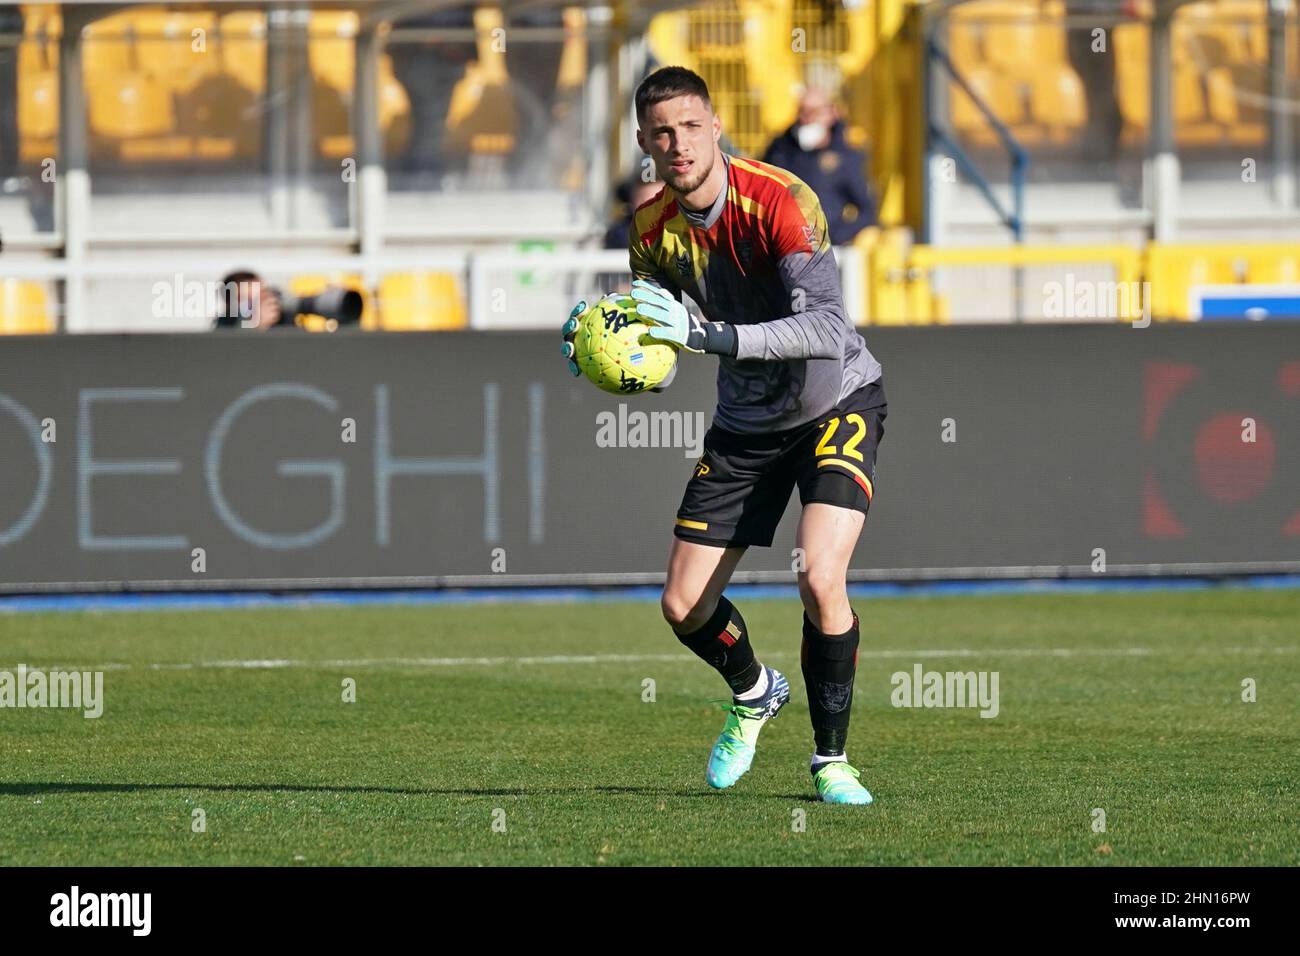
[212,271,284,330]
[212,271,362,331]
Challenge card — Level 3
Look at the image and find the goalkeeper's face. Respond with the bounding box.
[637,95,722,202]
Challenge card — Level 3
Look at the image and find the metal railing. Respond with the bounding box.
[925,35,1027,241]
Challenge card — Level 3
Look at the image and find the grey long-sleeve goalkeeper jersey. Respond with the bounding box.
[629,152,882,435]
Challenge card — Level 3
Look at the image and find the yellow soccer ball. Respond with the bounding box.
[572,293,678,395]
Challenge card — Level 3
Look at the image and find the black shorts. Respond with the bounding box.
[674,378,887,549]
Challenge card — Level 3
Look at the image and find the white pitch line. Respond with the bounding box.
[8,645,1296,673]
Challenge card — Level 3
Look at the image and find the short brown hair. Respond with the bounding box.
[634,66,712,124]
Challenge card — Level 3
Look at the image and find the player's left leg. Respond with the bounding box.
[791,379,887,805]
[795,502,873,804]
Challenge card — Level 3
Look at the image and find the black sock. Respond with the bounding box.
[801,610,860,757]
[675,596,762,695]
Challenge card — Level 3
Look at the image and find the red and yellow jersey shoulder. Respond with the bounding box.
[628,155,831,304]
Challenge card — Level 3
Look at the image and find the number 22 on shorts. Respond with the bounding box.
[814,413,868,461]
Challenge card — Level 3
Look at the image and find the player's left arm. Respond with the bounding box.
[731,182,851,362]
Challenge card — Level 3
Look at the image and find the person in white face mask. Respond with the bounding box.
[762,87,878,245]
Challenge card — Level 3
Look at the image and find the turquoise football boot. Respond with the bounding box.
[811,760,874,805]
[705,667,790,789]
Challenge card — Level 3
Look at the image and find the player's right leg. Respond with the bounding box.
[663,539,789,790]
[665,425,798,789]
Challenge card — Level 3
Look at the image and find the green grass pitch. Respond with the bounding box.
[1,587,1297,866]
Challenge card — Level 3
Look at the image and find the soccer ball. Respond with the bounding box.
[571,293,677,395]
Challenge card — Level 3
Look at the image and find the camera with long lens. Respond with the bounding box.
[215,273,365,330]
[274,287,364,329]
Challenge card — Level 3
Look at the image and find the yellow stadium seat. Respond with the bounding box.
[445,60,517,156]
[82,13,136,76]
[951,68,1024,146]
[308,10,409,160]
[943,1,1068,147]
[949,0,1039,25]
[1218,0,1270,63]
[1116,22,1222,147]
[984,22,1067,80]
[18,68,58,146]
[1176,0,1265,67]
[21,4,61,39]
[0,281,54,334]
[556,8,587,91]
[378,273,468,331]
[1172,63,1205,125]
[17,13,58,160]
[1173,62,1228,145]
[1113,23,1149,141]
[1208,64,1268,145]
[133,10,218,94]
[87,71,176,141]
[378,55,411,157]
[309,11,359,92]
[216,12,267,94]
[1031,66,1086,143]
[947,17,984,77]
[17,27,59,162]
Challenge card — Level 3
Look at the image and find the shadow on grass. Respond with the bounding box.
[0,781,820,802]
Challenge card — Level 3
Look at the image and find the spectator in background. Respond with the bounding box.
[603,175,664,250]
[762,87,877,245]
[212,271,286,330]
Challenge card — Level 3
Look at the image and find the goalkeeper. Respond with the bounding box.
[561,67,887,805]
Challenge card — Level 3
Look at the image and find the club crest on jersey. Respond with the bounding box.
[673,251,693,278]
